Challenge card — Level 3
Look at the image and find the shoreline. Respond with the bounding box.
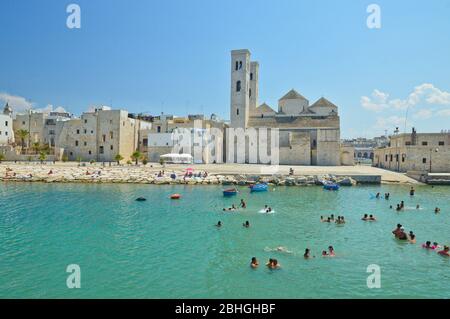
[0,162,421,186]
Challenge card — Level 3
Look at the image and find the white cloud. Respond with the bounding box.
[436,109,450,117]
[35,104,68,114]
[0,92,34,112]
[374,115,408,130]
[361,83,450,112]
[413,108,433,119]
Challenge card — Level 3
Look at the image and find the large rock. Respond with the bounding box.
[337,176,357,186]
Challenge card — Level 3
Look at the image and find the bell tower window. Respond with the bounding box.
[235,61,238,71]
[237,108,239,116]
[236,81,241,92]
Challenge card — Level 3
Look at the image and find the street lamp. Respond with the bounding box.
[429,148,439,173]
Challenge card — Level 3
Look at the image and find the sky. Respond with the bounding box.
[1,0,450,138]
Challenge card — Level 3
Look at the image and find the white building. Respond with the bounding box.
[0,103,14,145]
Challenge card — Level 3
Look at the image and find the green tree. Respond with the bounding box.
[32,142,41,155]
[16,129,29,155]
[38,151,47,164]
[114,154,124,165]
[131,151,142,165]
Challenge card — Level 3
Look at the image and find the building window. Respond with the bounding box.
[390,154,393,162]
[385,155,388,162]
[84,129,87,134]
[5,121,8,126]
[75,141,79,146]
[439,141,444,146]
[84,141,87,146]
[396,154,399,162]
[143,138,148,147]
[88,151,92,155]
[422,158,427,164]
[22,121,25,125]
[102,135,106,142]
[84,119,87,124]
[250,73,253,80]
[110,131,113,139]
[76,129,80,134]
[99,146,104,154]
[422,141,428,146]
[405,141,411,146]
[237,108,239,116]
[157,126,161,133]
[70,152,73,156]
[110,145,113,150]
[239,61,242,69]
[249,89,252,98]
[236,81,241,92]
[5,132,8,136]
[91,130,94,134]
[402,154,406,162]
[235,61,238,71]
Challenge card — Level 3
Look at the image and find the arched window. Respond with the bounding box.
[249,89,252,98]
[239,61,242,69]
[236,108,239,116]
[235,61,238,71]
[250,73,253,80]
[236,81,241,92]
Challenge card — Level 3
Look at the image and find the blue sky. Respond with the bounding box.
[1,0,450,138]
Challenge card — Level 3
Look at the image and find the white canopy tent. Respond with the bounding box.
[160,153,193,164]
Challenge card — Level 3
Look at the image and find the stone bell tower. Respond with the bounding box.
[230,49,251,129]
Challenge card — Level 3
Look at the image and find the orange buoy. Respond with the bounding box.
[170,194,181,199]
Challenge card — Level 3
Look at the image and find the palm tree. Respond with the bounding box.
[114,154,124,165]
[32,142,40,155]
[131,151,142,165]
[16,129,29,154]
[38,151,47,164]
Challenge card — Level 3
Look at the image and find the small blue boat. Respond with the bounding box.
[323,182,339,191]
[250,183,268,192]
[223,188,238,197]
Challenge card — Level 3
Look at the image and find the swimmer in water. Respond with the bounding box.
[304,248,314,259]
[434,207,441,214]
[243,221,250,228]
[400,201,405,209]
[376,193,380,199]
[396,204,401,211]
[265,246,292,254]
[397,227,408,240]
[432,242,441,250]
[392,224,402,237]
[390,205,393,209]
[438,246,450,257]
[416,204,420,209]
[369,214,376,221]
[216,221,222,227]
[321,217,331,223]
[410,187,415,196]
[240,199,246,209]
[362,214,369,221]
[266,258,274,268]
[328,246,336,256]
[322,250,328,257]
[330,214,335,221]
[422,241,433,249]
[385,193,390,200]
[250,257,259,268]
[336,216,345,224]
[408,231,416,244]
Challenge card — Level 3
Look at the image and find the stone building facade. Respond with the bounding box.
[57,106,151,162]
[227,49,342,165]
[373,128,450,173]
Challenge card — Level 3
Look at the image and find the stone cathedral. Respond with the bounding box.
[227,49,343,166]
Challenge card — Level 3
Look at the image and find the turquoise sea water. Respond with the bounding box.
[0,182,449,299]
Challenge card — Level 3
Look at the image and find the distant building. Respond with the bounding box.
[0,103,14,145]
[373,128,450,173]
[58,106,151,162]
[342,136,389,161]
[226,49,344,165]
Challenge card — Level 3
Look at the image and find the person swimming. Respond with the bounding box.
[266,258,280,269]
[432,242,441,249]
[375,192,380,199]
[409,231,416,244]
[265,246,292,254]
[392,224,403,237]
[240,199,247,209]
[434,207,441,214]
[422,241,433,249]
[243,221,250,228]
[397,227,408,240]
[416,204,420,209]
[410,187,415,196]
[396,204,401,211]
[304,248,313,259]
[385,193,390,200]
[250,257,259,268]
[216,221,222,227]
[328,246,336,256]
[321,250,329,257]
[438,246,450,257]
[336,216,345,224]
[362,214,369,221]
[330,214,335,221]
[369,214,376,221]
[400,201,405,209]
